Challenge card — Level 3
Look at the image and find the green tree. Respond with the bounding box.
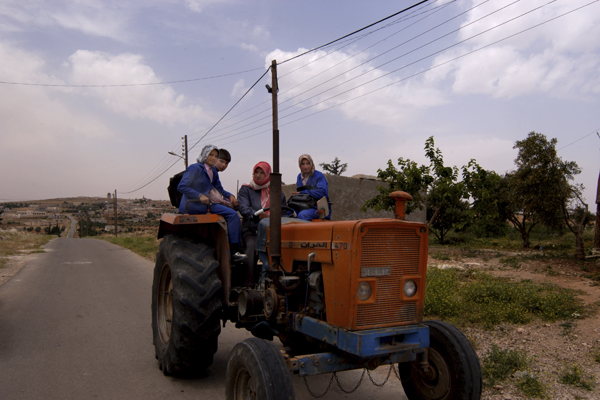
[462,160,510,237]
[319,157,348,176]
[509,132,582,249]
[362,137,469,243]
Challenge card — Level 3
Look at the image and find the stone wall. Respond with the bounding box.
[282,174,426,222]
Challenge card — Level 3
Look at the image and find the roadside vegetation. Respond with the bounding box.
[0,232,56,269]
[363,131,595,260]
[101,236,160,261]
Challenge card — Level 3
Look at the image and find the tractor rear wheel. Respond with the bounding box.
[399,320,482,400]
[151,234,222,376]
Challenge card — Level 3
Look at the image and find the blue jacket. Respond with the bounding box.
[296,170,330,202]
[177,163,232,214]
[296,170,331,218]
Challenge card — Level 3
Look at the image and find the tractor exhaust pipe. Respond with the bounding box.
[389,191,413,220]
[269,60,282,272]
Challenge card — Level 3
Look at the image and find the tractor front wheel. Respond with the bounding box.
[399,320,482,400]
[225,338,295,400]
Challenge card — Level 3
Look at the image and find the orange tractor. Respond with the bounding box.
[151,61,481,400]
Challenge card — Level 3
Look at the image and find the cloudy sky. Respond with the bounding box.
[1,0,599,206]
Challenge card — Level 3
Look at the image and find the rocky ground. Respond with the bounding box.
[428,249,600,400]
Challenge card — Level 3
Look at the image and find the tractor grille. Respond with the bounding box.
[356,227,420,328]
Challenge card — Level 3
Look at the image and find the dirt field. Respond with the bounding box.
[428,248,600,399]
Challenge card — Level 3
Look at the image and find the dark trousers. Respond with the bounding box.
[243,233,258,287]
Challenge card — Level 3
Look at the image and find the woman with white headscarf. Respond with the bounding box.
[177,144,241,248]
[294,154,331,221]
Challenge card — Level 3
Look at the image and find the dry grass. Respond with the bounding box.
[0,231,55,268]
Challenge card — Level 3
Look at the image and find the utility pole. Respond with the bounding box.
[114,189,118,237]
[184,135,188,168]
[594,170,600,253]
[268,59,282,273]
[594,133,600,254]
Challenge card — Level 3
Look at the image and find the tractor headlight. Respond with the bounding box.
[403,279,417,297]
[357,281,372,301]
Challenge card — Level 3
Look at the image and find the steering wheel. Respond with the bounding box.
[254,206,297,218]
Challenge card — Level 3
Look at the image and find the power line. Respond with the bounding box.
[278,0,433,65]
[125,0,598,193]
[558,129,600,151]
[120,158,181,194]
[186,0,460,144]
[191,0,529,146]
[0,67,264,88]
[187,67,271,153]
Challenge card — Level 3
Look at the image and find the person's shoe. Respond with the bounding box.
[232,252,247,262]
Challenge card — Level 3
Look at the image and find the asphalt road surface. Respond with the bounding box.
[0,238,407,399]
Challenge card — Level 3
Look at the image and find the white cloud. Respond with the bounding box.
[265,48,447,129]
[252,25,270,40]
[0,0,132,42]
[241,43,258,53]
[184,0,230,14]
[230,78,246,97]
[67,50,212,126]
[425,0,600,99]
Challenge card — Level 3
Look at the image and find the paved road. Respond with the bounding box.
[0,238,406,399]
[66,215,77,238]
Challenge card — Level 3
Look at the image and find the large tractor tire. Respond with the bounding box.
[225,338,295,400]
[151,234,222,376]
[399,320,482,400]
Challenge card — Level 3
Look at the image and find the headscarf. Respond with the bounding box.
[196,144,218,164]
[298,154,315,186]
[243,161,271,215]
[196,144,232,207]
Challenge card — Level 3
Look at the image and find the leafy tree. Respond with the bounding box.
[362,137,469,244]
[559,185,592,259]
[462,160,510,237]
[319,157,348,176]
[509,132,582,249]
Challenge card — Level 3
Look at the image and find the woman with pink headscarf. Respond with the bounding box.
[238,161,288,286]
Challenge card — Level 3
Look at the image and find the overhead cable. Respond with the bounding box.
[0,67,264,88]
[278,0,433,65]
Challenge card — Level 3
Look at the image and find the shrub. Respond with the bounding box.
[424,268,585,328]
[516,374,546,398]
[482,345,529,387]
[559,366,595,391]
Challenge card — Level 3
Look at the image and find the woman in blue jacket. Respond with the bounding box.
[294,154,331,221]
[177,144,241,249]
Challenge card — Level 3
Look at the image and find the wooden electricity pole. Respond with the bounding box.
[114,190,118,237]
[594,170,600,252]
[184,135,188,168]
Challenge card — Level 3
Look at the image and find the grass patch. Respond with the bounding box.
[0,232,56,268]
[499,256,521,269]
[516,374,546,398]
[101,236,160,261]
[559,366,595,391]
[430,252,451,261]
[424,267,585,328]
[592,349,600,363]
[482,345,529,387]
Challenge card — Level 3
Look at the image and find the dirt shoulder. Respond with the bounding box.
[428,248,600,399]
[0,252,39,286]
